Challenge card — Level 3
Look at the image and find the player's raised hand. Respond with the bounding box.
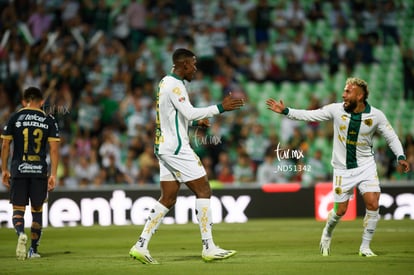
[221,92,245,111]
[266,98,285,114]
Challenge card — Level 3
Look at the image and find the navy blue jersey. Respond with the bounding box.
[1,107,60,177]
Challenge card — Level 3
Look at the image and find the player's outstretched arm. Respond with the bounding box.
[266,98,286,114]
[221,93,244,112]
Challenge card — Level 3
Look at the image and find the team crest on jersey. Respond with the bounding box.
[173,87,181,95]
[364,119,373,127]
[334,187,342,194]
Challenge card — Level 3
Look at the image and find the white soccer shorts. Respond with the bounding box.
[157,147,206,183]
[332,162,380,202]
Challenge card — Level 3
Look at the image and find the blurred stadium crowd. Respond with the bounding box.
[0,0,413,189]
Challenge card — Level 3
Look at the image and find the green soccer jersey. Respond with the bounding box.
[285,103,405,170]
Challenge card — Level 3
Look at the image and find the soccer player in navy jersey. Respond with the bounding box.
[1,87,60,260]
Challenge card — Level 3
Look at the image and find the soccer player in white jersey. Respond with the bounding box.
[129,48,244,264]
[266,77,410,257]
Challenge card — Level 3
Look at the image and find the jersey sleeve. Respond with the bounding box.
[0,113,16,140]
[376,110,405,159]
[47,115,60,142]
[168,84,220,121]
[286,103,335,122]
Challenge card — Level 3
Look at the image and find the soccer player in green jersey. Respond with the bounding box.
[129,48,244,264]
[266,77,410,257]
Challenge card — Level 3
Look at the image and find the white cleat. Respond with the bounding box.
[202,247,237,262]
[129,246,159,264]
[359,247,377,257]
[320,230,331,256]
[16,233,27,260]
[27,247,41,259]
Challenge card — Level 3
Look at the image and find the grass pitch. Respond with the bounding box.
[0,218,413,275]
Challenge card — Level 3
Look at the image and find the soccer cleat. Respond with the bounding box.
[129,246,159,264]
[202,247,237,262]
[319,230,331,256]
[27,247,41,259]
[16,233,27,260]
[359,247,377,257]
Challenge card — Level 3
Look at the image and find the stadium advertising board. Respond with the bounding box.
[314,182,357,221]
[0,185,413,228]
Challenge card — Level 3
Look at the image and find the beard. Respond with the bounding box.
[343,99,357,113]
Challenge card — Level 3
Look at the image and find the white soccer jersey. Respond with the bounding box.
[285,103,405,170]
[155,73,223,155]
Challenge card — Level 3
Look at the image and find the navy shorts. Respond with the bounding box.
[10,177,48,207]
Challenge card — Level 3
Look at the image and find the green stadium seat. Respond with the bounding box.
[263,81,277,98]
[245,82,262,103]
[374,46,384,61]
[346,26,358,41]
[209,81,223,101]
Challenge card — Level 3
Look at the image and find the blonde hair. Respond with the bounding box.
[346,77,369,102]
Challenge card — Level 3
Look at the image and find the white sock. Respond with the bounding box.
[324,210,341,237]
[196,198,216,250]
[135,201,169,250]
[360,209,379,249]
